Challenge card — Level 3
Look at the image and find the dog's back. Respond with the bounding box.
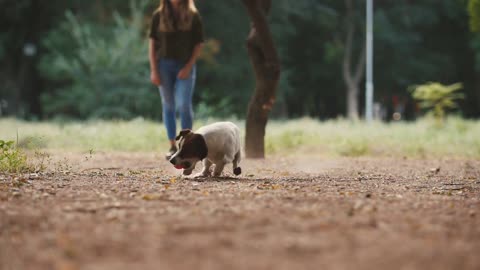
[196,121,241,164]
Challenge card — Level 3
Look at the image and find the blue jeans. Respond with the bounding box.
[157,59,196,140]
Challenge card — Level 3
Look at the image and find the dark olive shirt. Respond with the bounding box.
[149,12,205,63]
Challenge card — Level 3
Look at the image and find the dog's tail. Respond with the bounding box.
[233,150,242,175]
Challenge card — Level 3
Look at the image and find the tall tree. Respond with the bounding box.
[343,0,365,120]
[242,0,281,158]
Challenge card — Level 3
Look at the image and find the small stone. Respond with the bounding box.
[354,200,364,210]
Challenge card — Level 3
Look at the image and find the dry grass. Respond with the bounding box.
[0,117,479,158]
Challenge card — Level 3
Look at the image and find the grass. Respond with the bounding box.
[0,140,32,173]
[0,117,479,159]
[266,117,480,158]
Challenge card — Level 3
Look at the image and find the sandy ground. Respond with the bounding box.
[1,151,479,270]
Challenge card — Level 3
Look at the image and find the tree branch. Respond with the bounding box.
[353,46,366,84]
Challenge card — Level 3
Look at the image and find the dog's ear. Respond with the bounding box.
[175,129,192,141]
[191,134,208,160]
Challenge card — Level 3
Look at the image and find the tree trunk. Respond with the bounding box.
[242,0,281,158]
[347,85,359,119]
[343,0,365,121]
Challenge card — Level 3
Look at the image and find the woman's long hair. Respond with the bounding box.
[156,0,197,32]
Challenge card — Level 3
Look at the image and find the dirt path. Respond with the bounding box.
[1,152,480,270]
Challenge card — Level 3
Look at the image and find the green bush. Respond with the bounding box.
[0,140,32,173]
[39,0,161,120]
[469,0,480,32]
[410,82,464,124]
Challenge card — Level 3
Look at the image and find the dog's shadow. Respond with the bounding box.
[183,175,251,182]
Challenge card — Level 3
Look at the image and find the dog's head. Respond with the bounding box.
[169,129,208,175]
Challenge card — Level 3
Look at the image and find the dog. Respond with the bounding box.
[169,121,242,177]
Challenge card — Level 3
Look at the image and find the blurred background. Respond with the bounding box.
[1,0,479,122]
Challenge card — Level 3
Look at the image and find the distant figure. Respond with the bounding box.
[148,0,205,160]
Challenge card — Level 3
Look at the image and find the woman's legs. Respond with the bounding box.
[157,60,196,155]
[175,64,196,130]
[158,60,178,144]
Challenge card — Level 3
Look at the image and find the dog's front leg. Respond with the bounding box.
[199,159,212,177]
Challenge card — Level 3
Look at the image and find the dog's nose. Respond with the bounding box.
[169,158,176,165]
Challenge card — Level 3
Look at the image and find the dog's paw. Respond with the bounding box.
[233,167,242,176]
[183,168,193,176]
[193,172,209,178]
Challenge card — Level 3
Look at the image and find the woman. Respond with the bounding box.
[149,0,204,159]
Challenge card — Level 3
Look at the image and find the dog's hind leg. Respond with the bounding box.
[232,151,242,176]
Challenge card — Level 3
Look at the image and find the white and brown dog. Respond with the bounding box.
[169,122,242,177]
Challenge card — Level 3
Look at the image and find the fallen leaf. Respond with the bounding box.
[142,194,158,201]
[141,194,170,201]
[271,185,281,190]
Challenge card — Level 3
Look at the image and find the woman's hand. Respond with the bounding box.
[150,70,161,86]
[177,65,192,80]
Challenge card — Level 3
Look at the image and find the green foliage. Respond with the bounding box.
[195,1,252,117]
[0,33,6,61]
[39,0,160,120]
[195,89,236,119]
[470,35,480,72]
[469,0,480,32]
[2,0,480,119]
[0,140,31,173]
[410,82,464,122]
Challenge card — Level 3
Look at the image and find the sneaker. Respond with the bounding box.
[165,145,178,160]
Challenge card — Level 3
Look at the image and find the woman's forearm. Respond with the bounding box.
[149,38,157,71]
[185,43,204,68]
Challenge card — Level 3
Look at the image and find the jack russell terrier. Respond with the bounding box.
[169,121,242,177]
